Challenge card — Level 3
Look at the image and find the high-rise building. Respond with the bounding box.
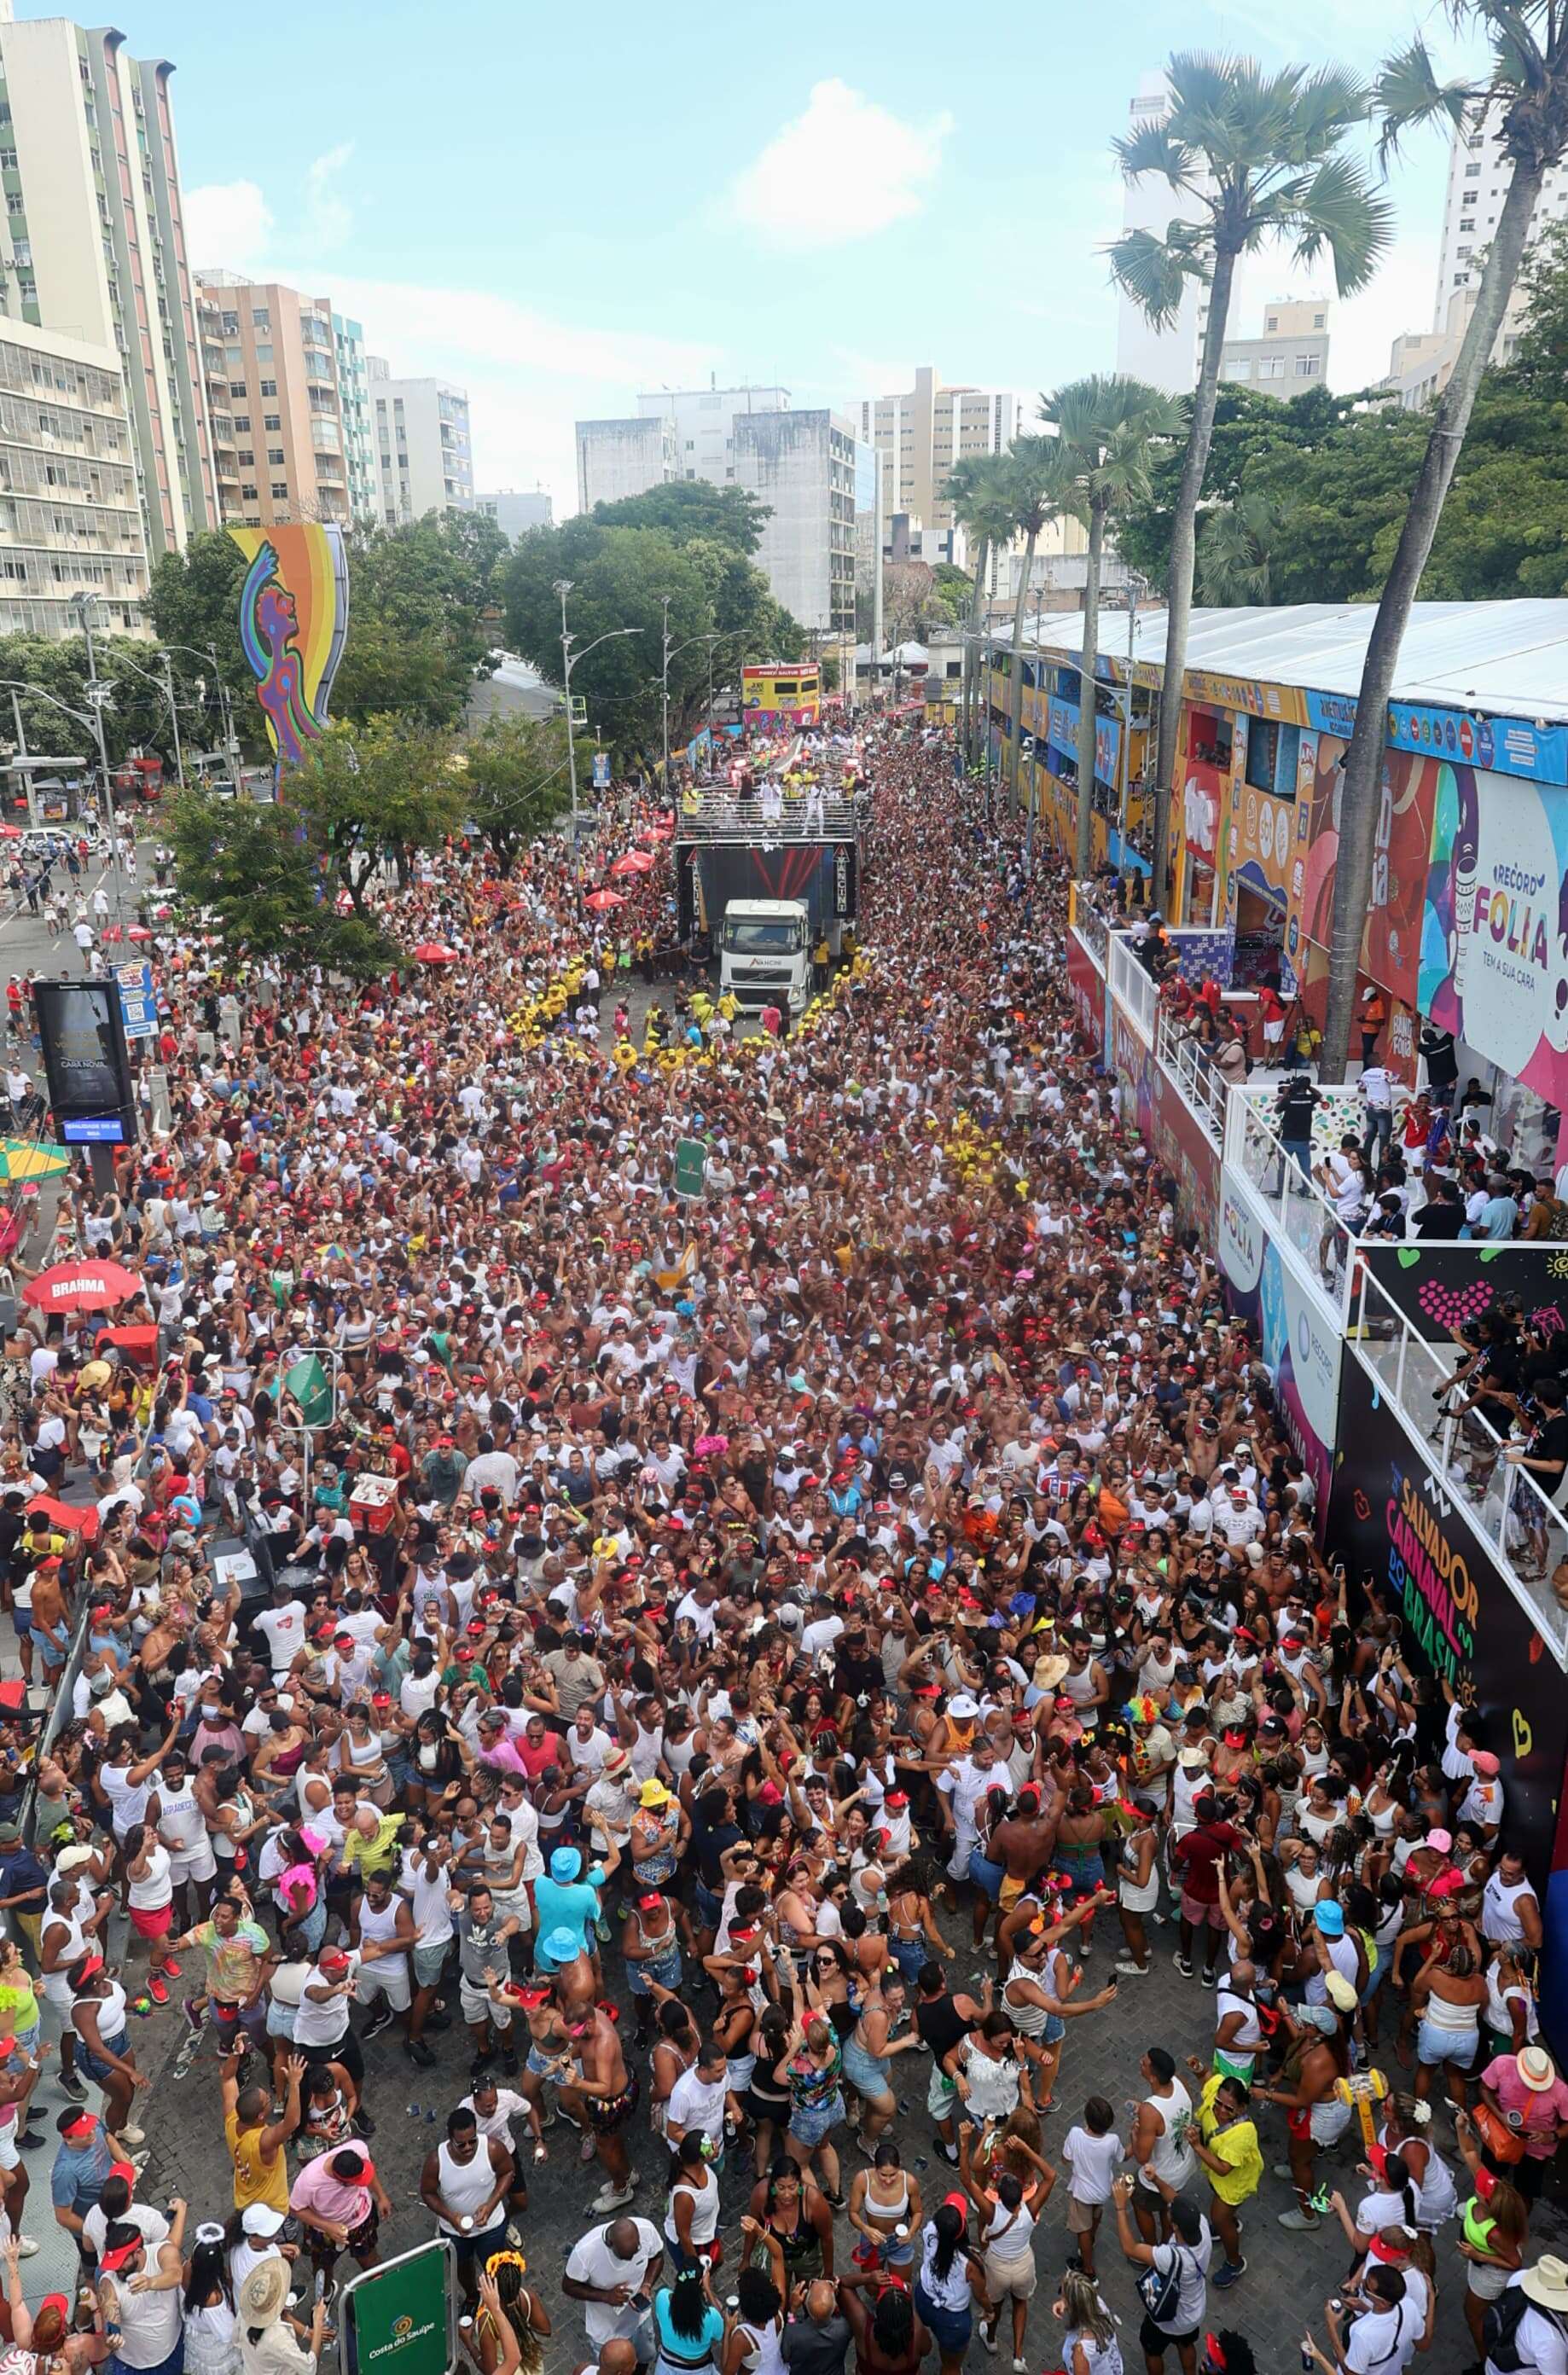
[0,313,147,636]
[195,275,352,527]
[1437,99,1568,351]
[332,311,376,524]
[477,487,552,537]
[0,9,214,558]
[854,367,1016,538]
[1218,299,1330,398]
[576,383,791,513]
[1114,74,1211,394]
[367,358,473,523]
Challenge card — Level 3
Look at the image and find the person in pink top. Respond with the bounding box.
[288,2145,392,2297]
[1478,2044,1568,2200]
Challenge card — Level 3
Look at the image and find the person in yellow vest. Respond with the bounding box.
[717,990,739,1025]
[812,930,830,991]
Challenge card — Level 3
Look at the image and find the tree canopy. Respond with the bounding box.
[587,480,770,556]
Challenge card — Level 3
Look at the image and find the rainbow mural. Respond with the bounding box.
[228,522,350,779]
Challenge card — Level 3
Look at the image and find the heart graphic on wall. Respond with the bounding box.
[1416,1280,1495,1333]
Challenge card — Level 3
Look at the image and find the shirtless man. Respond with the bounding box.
[1251,1998,1355,2232]
[557,2001,638,2215]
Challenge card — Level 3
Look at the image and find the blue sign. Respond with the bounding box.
[1044,694,1120,787]
[1303,686,1568,786]
[591,751,610,791]
[115,961,156,1042]
[61,1115,125,1143]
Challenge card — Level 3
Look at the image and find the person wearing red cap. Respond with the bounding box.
[96,2200,189,2375]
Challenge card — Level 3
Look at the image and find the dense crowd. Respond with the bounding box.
[0,721,1559,2375]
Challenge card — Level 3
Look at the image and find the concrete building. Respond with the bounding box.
[195,274,352,527]
[333,311,376,523]
[1439,98,1568,324]
[0,312,147,636]
[477,486,552,537]
[1115,74,1212,393]
[0,8,214,558]
[731,408,858,636]
[574,413,672,511]
[885,511,967,572]
[1219,299,1331,396]
[854,366,1016,538]
[367,360,473,523]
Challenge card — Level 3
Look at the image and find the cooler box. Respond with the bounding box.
[349,1472,400,1536]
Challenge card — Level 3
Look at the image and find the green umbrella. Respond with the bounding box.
[0,1140,69,1182]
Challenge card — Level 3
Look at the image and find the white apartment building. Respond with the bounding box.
[367,359,473,524]
[0,312,147,636]
[1438,100,1568,325]
[731,406,859,636]
[575,413,672,511]
[478,487,552,537]
[0,8,214,558]
[855,367,1016,537]
[1114,75,1211,394]
[333,311,376,524]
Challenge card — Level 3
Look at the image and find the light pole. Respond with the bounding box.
[1116,572,1148,872]
[113,647,186,788]
[553,578,641,901]
[159,641,241,793]
[68,592,116,848]
[659,592,673,787]
[662,628,735,774]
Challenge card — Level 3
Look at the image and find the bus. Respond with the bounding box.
[741,664,820,730]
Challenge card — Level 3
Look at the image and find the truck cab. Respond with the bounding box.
[718,897,811,1013]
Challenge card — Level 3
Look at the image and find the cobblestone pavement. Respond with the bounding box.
[102,1897,1566,2375]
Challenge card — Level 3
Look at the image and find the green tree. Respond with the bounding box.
[944,455,1016,765]
[1323,8,1568,1078]
[588,480,770,555]
[1113,382,1357,588]
[1110,49,1391,891]
[1043,375,1186,872]
[166,791,396,978]
[1000,436,1083,808]
[1197,487,1292,602]
[462,713,572,874]
[289,716,463,917]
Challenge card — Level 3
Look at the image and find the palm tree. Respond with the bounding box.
[1321,8,1568,1078]
[944,454,1015,764]
[1109,51,1392,897]
[1000,434,1083,810]
[1197,486,1292,603]
[1043,375,1187,874]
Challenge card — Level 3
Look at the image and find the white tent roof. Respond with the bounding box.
[990,600,1568,726]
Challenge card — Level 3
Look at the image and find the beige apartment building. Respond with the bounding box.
[856,366,1017,538]
[195,273,351,528]
[0,312,147,636]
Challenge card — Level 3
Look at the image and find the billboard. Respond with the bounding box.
[1066,928,1106,1058]
[229,522,350,775]
[1359,1243,1568,1345]
[1217,1180,1341,1521]
[34,978,136,1147]
[1284,735,1439,1013]
[1419,765,1568,1110]
[1326,1356,1568,2048]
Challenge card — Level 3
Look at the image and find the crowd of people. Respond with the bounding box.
[0,719,1559,2375]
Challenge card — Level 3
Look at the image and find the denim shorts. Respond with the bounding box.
[790,2090,845,2147]
[79,2027,130,2085]
[1417,2018,1477,2068]
[914,2283,972,2355]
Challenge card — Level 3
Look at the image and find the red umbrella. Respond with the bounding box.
[414,943,458,965]
[610,851,655,878]
[0,823,20,840]
[126,925,153,943]
[22,1258,141,1314]
[584,889,627,912]
[26,1494,98,1542]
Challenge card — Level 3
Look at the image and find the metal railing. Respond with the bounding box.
[1350,1266,1568,1664]
[1232,1095,1359,1312]
[1107,932,1157,1041]
[674,794,864,843]
[1155,1003,1227,1145]
[1068,891,1109,972]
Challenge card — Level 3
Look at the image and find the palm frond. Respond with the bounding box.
[1003,434,1087,538]
[1269,64,1374,162]
[1479,2,1548,89]
[1288,154,1397,293]
[1198,490,1288,605]
[1112,117,1197,188]
[1106,227,1211,327]
[1372,38,1473,166]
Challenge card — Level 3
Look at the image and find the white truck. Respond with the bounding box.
[718,897,812,1014]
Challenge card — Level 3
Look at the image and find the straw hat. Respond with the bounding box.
[239,2259,290,2327]
[1522,2254,1568,2311]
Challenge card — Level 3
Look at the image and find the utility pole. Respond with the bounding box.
[554,578,578,881]
[9,692,35,830]
[69,592,115,854]
[160,650,185,789]
[659,592,672,787]
[210,647,241,796]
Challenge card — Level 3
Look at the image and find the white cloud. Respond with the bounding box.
[729,79,950,251]
[305,143,354,253]
[184,179,273,273]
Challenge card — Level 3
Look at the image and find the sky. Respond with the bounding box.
[96,0,1483,516]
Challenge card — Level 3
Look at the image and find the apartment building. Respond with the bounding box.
[477,487,552,536]
[855,366,1016,537]
[195,274,352,527]
[333,311,375,523]
[0,312,146,636]
[1219,299,1331,397]
[0,9,214,558]
[731,407,859,636]
[1439,99,1568,322]
[367,360,473,525]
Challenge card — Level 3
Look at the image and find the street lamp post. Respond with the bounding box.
[158,641,241,793]
[68,593,115,847]
[553,578,641,902]
[1117,572,1148,874]
[662,629,735,775]
[659,593,673,787]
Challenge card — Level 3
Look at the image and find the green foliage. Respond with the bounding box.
[289,717,463,917]
[166,790,398,978]
[501,514,796,762]
[932,562,973,615]
[462,713,572,874]
[588,480,770,556]
[0,633,195,767]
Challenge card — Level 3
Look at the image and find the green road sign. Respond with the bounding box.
[673,1135,707,1199]
[340,2239,456,2375]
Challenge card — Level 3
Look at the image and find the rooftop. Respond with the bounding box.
[990,599,1568,726]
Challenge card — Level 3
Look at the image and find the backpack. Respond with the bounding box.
[1136,2244,1190,2326]
[1484,2285,1560,2372]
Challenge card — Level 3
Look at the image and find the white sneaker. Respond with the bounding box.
[1114,1960,1150,1977]
[119,2126,146,2146]
[13,2237,38,2259]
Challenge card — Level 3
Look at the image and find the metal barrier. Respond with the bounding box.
[1071,898,1109,972]
[1154,1004,1227,1146]
[1107,932,1157,1042]
[1350,1265,1568,1662]
[675,795,863,842]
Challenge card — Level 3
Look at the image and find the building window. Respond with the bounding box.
[1294,353,1321,376]
[263,412,280,431]
[1257,355,1286,380]
[1313,311,1326,328]
[1222,355,1251,379]
[267,447,284,464]
[1460,216,1476,230]
[258,379,276,397]
[254,342,273,363]
[241,482,257,498]
[229,380,246,398]
[1465,162,1481,177]
[270,481,287,499]
[233,415,250,430]
[251,308,269,329]
[1456,245,1472,259]
[237,450,253,466]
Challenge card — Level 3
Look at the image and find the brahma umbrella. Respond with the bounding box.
[414,942,458,965]
[22,1258,141,1314]
[610,851,655,878]
[584,889,626,912]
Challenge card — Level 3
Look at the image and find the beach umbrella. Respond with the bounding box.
[584,889,626,912]
[0,1141,69,1182]
[610,851,655,878]
[414,943,458,965]
[21,1258,141,1314]
[25,1495,97,1542]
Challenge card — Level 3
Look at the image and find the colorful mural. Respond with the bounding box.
[229,523,350,775]
[1420,765,1568,1112]
[1218,1177,1341,1523]
[1283,734,1439,1013]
